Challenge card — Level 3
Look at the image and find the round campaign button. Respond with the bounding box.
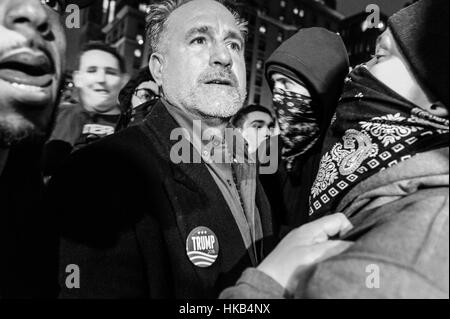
[186,227,219,268]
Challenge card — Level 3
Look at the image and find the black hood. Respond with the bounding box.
[266,27,349,134]
[118,66,153,112]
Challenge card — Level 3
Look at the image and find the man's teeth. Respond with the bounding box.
[10,82,42,92]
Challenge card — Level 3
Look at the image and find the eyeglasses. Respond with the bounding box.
[134,88,159,102]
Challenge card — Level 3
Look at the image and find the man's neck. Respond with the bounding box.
[163,98,229,139]
[0,148,9,177]
[201,118,228,141]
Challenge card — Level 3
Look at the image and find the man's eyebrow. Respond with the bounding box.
[84,66,120,72]
[185,26,211,39]
[251,120,266,125]
[184,26,244,45]
[280,76,305,87]
[225,30,245,45]
[105,66,120,71]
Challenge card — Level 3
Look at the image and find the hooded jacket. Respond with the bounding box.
[266,27,349,137]
[261,28,349,231]
[221,147,449,299]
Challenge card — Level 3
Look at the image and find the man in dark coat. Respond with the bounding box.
[48,0,275,299]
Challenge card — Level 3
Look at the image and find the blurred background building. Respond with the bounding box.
[64,0,412,107]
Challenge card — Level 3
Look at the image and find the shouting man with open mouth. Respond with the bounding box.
[0,0,89,299]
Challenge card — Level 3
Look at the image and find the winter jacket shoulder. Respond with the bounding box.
[221,148,449,299]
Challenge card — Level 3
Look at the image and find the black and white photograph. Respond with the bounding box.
[0,0,448,307]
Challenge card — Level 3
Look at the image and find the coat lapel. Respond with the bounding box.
[140,101,259,292]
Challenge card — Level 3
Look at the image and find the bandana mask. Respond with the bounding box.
[308,65,449,220]
[272,88,320,171]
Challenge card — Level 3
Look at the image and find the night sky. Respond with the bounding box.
[336,0,408,17]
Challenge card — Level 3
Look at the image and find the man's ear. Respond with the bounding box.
[149,53,164,87]
[72,70,83,88]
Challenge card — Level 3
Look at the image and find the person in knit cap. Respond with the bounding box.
[221,0,449,299]
[260,27,349,233]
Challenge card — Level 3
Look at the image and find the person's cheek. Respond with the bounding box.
[83,74,95,89]
[256,132,264,145]
[45,18,65,95]
[51,17,66,73]
[107,76,121,90]
[192,51,207,72]
[273,82,282,92]
[242,129,251,142]
[236,58,246,87]
[249,129,259,141]
[366,57,378,69]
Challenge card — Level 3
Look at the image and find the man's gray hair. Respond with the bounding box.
[145,0,248,53]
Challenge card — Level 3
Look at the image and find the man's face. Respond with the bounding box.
[272,73,311,97]
[155,0,247,120]
[0,0,66,146]
[74,50,123,114]
[241,111,274,154]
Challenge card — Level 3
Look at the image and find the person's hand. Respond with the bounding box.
[257,213,354,294]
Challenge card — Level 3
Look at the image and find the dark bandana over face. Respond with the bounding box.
[309,65,449,219]
[272,88,320,171]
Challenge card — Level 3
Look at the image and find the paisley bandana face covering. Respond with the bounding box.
[309,65,450,219]
[272,88,320,171]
